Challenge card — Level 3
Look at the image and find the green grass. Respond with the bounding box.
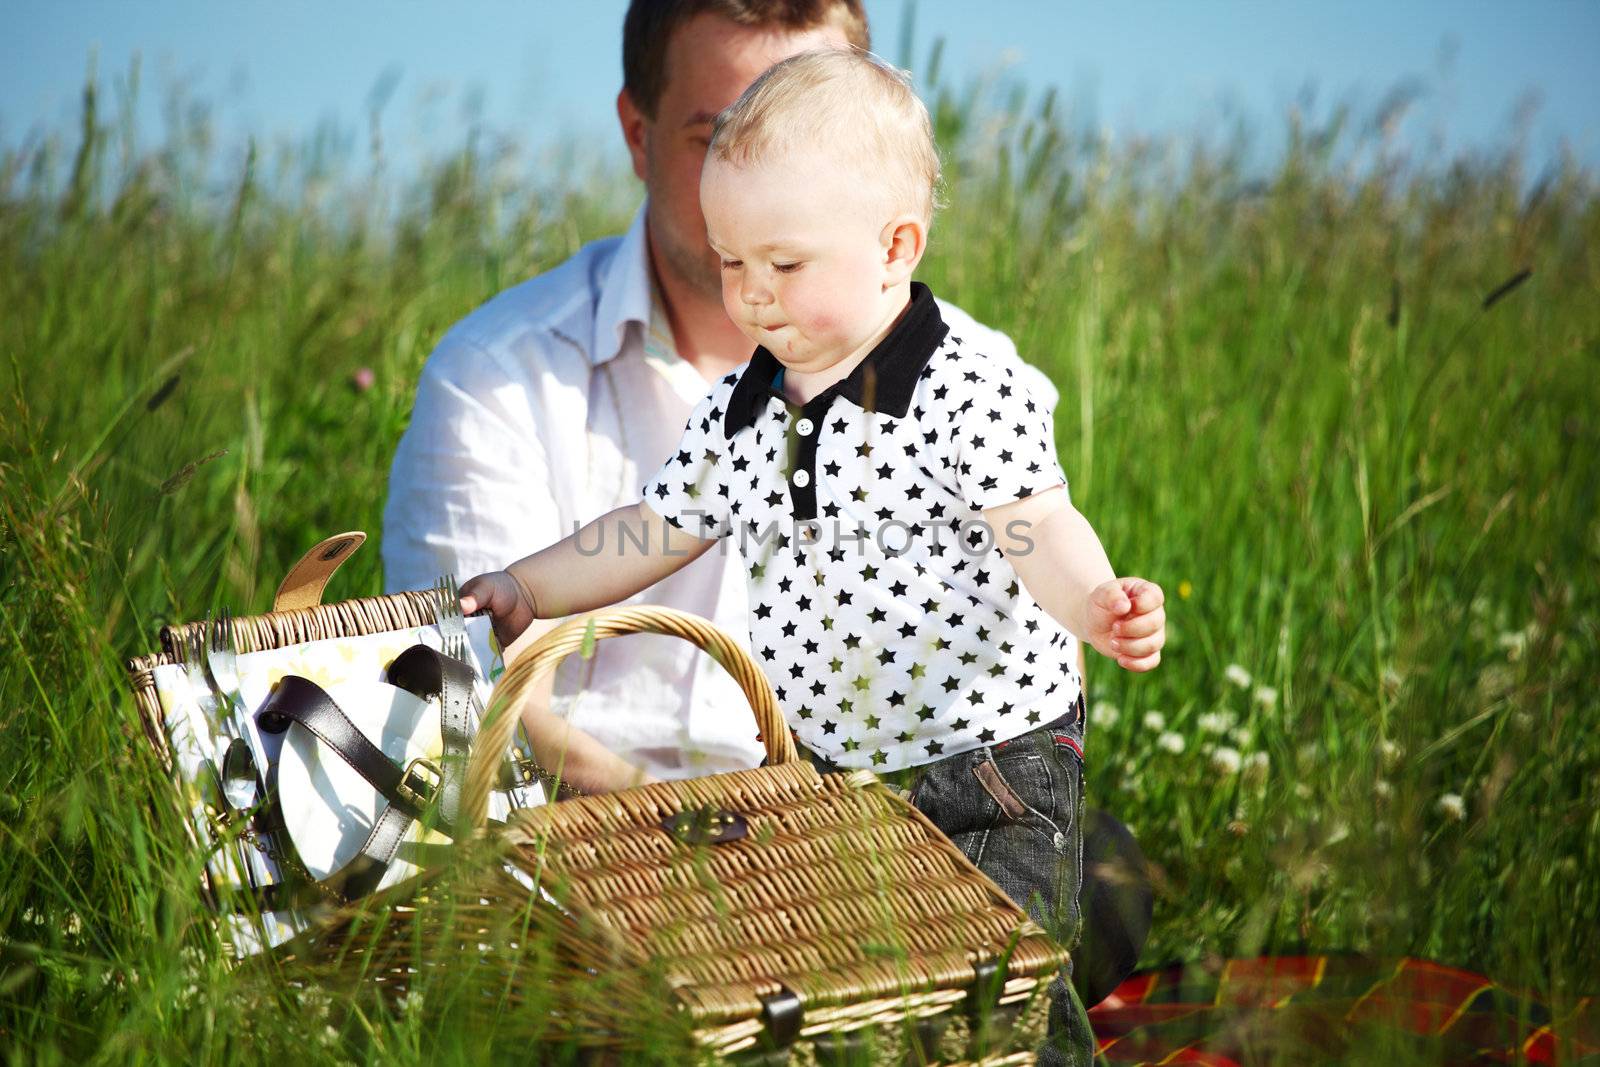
[2,64,1598,1064]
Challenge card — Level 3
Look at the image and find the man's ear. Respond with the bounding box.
[880,214,928,288]
[617,88,650,182]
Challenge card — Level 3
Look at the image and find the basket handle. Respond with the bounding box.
[272,531,366,612]
[460,606,796,828]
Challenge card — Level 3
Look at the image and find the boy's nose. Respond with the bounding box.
[740,276,773,306]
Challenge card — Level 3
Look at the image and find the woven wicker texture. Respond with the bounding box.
[455,606,1068,1060]
[129,594,1069,1062]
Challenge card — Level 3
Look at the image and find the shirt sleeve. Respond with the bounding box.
[639,387,734,541]
[382,334,565,593]
[951,360,1069,512]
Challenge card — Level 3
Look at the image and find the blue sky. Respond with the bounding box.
[4,1,1596,180]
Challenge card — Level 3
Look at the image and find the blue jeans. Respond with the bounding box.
[799,696,1095,1066]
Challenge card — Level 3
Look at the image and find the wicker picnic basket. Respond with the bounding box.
[128,537,1073,1063]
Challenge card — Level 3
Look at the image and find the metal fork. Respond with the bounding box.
[204,608,261,810]
[436,574,477,680]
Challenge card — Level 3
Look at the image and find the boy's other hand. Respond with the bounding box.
[1086,577,1165,672]
[457,570,538,650]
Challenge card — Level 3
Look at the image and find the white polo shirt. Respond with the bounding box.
[642,283,1083,772]
[383,207,1057,779]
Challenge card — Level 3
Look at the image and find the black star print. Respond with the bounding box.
[782,621,797,637]
[942,676,960,692]
[925,740,944,756]
[898,622,917,639]
[803,639,819,654]
[831,417,848,433]
[977,727,996,743]
[868,607,887,623]
[796,595,811,611]
[951,717,969,732]
[822,721,837,735]
[871,751,888,766]
[916,705,936,721]
[754,604,772,619]
[877,648,896,665]
[811,681,827,697]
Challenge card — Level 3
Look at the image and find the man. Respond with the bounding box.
[382,0,1062,788]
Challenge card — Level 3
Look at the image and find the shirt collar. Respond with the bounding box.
[590,200,654,367]
[723,282,947,438]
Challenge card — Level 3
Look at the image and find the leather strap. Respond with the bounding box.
[385,644,477,831]
[256,676,425,821]
[332,802,415,899]
[272,531,365,612]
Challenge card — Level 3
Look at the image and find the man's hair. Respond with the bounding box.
[622,0,869,119]
[709,48,940,222]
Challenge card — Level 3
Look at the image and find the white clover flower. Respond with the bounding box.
[1243,751,1270,783]
[1436,793,1467,821]
[1209,745,1242,775]
[1157,731,1186,754]
[1379,739,1404,767]
[1381,667,1403,691]
[1197,709,1235,734]
[1293,781,1312,799]
[1224,664,1253,689]
[1496,629,1528,660]
[1230,726,1254,747]
[1142,710,1167,732]
[1374,778,1393,800]
[1252,685,1279,710]
[1325,821,1350,846]
[1090,701,1120,729]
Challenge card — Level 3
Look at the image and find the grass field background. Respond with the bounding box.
[2,58,1597,1064]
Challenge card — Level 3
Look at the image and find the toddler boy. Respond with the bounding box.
[462,48,1164,1065]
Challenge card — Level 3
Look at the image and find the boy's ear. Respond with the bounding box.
[617,88,650,183]
[880,214,927,288]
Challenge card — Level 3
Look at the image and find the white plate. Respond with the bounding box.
[275,680,449,888]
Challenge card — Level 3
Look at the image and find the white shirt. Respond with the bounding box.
[383,204,1059,779]
[642,283,1082,772]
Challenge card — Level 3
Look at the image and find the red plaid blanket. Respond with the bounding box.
[1088,957,1599,1065]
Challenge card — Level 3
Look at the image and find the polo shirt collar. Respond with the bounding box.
[590,200,654,367]
[722,281,947,438]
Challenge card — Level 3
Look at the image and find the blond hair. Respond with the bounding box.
[709,48,940,222]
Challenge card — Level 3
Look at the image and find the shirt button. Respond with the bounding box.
[796,418,815,436]
[792,469,811,488]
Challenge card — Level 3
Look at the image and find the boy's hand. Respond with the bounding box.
[457,570,538,650]
[1086,577,1165,672]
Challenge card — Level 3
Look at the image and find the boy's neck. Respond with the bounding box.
[781,284,914,406]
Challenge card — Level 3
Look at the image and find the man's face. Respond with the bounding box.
[702,149,895,375]
[620,13,852,304]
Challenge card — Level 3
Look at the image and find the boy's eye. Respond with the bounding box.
[773,262,802,274]
[719,259,743,270]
